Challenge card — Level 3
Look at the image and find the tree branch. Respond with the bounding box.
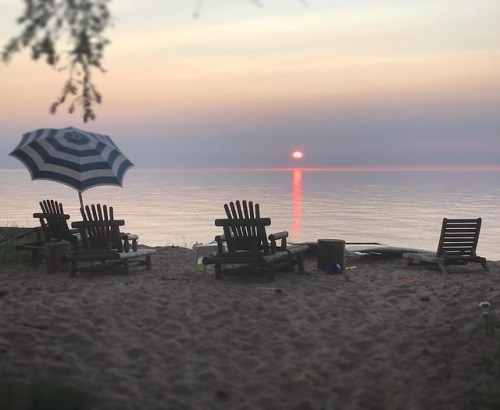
[4,1,305,121]
[2,0,111,122]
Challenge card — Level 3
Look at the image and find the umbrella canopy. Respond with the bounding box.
[9,126,134,207]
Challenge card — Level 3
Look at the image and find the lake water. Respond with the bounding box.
[1,168,500,260]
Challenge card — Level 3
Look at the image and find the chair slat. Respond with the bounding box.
[437,217,482,258]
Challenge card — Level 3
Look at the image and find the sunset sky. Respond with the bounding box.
[1,0,499,169]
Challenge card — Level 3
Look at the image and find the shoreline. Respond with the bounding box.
[1,246,500,409]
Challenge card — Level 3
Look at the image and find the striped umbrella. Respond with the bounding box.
[9,126,134,208]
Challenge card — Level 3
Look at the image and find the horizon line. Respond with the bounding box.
[4,165,500,172]
[141,165,500,172]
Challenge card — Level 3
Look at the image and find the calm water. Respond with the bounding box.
[1,169,500,260]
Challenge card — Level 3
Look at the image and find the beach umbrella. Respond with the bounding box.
[9,126,134,208]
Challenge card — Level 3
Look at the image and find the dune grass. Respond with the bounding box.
[0,225,38,264]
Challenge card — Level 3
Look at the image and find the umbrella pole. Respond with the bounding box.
[78,192,84,209]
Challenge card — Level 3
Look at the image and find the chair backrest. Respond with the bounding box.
[33,199,73,242]
[436,218,482,258]
[216,200,271,254]
[75,204,125,252]
[80,203,115,222]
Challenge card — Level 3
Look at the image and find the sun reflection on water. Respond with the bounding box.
[291,168,303,241]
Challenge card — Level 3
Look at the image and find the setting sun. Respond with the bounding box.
[292,150,304,160]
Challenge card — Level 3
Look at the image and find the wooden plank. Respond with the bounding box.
[117,249,156,260]
[215,218,271,227]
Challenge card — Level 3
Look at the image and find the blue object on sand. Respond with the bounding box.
[326,262,342,274]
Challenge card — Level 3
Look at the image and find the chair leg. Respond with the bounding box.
[70,260,77,277]
[215,264,222,279]
[145,255,152,270]
[297,254,305,274]
[438,262,448,274]
[481,259,489,272]
[267,266,275,282]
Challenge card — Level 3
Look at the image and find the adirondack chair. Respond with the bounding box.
[403,218,489,274]
[16,199,78,263]
[79,203,138,252]
[69,204,155,276]
[202,200,309,281]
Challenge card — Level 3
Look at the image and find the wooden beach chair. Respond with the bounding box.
[403,218,489,274]
[69,204,155,276]
[16,199,78,263]
[202,200,309,281]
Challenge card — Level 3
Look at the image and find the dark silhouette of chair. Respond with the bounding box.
[403,218,489,274]
[69,204,155,276]
[17,199,78,263]
[79,203,138,252]
[203,200,309,281]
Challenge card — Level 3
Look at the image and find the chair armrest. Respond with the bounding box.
[215,235,226,254]
[268,231,289,252]
[215,234,226,242]
[121,233,138,252]
[72,220,125,228]
[33,212,70,220]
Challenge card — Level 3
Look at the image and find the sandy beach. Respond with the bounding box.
[1,247,500,410]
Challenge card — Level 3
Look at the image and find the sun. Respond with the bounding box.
[292,150,304,160]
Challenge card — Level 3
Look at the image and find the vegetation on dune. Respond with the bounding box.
[0,226,37,264]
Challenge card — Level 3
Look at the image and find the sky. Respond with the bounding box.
[0,0,499,169]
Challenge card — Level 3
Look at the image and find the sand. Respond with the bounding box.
[1,247,500,410]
